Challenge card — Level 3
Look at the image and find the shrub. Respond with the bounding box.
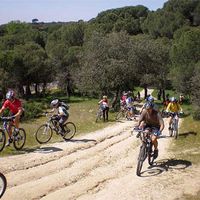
[23,102,47,120]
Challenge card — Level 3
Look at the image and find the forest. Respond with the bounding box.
[0,0,200,118]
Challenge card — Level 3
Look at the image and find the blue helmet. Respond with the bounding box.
[145,102,154,109]
[147,96,154,102]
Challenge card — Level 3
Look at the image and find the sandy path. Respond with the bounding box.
[1,116,199,200]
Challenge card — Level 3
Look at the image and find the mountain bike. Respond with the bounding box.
[0,116,26,151]
[115,106,129,120]
[95,106,103,122]
[35,113,76,143]
[134,128,155,176]
[168,112,180,139]
[0,172,7,198]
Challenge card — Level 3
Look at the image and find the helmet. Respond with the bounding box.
[51,99,59,107]
[145,102,154,109]
[171,97,177,102]
[6,90,15,100]
[148,96,154,102]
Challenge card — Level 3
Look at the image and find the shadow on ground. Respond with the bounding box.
[178,131,197,138]
[140,158,192,177]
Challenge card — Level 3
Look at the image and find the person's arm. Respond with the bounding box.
[98,100,103,105]
[177,103,183,112]
[158,113,164,132]
[166,103,171,112]
[137,111,145,127]
[14,107,23,117]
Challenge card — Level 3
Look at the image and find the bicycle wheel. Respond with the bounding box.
[115,111,125,120]
[95,111,102,122]
[35,124,53,144]
[13,128,26,150]
[0,173,7,198]
[0,130,6,152]
[63,122,76,140]
[136,145,147,176]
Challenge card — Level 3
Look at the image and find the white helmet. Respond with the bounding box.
[51,99,59,107]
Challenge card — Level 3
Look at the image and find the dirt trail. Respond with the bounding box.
[1,117,199,200]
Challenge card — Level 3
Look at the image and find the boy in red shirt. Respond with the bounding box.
[0,90,23,146]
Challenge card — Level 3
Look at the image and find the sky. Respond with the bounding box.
[0,0,168,25]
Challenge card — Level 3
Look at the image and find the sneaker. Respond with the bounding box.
[6,138,13,147]
[153,149,158,159]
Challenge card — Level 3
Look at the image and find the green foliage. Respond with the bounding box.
[92,6,149,35]
[170,27,200,95]
[23,101,46,120]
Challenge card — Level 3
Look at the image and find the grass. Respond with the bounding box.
[0,96,117,156]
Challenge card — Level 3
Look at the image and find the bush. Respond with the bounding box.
[23,102,47,120]
[192,107,200,120]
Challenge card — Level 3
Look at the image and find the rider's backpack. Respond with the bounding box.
[60,101,69,110]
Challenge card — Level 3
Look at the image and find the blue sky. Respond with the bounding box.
[0,0,168,25]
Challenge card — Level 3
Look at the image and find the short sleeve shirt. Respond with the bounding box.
[2,99,22,114]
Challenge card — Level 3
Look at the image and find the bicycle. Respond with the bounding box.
[0,116,26,151]
[95,107,103,122]
[115,106,129,120]
[0,172,7,198]
[168,112,180,139]
[35,113,76,144]
[134,128,155,176]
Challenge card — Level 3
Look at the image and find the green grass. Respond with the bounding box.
[0,96,117,156]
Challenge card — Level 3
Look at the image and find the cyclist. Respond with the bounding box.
[125,91,136,120]
[0,90,23,146]
[50,99,69,135]
[120,91,127,108]
[140,95,158,114]
[166,97,183,130]
[98,95,109,122]
[137,102,164,159]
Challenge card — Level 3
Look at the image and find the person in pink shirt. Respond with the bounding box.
[0,90,23,146]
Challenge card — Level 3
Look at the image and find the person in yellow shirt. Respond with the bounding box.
[166,97,183,130]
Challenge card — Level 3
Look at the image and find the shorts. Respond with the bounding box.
[144,125,161,136]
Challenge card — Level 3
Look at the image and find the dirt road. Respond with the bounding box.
[1,117,200,200]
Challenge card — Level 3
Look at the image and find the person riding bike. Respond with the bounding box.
[137,102,164,159]
[166,97,183,130]
[50,99,69,135]
[120,91,128,108]
[125,91,136,120]
[140,95,158,114]
[98,95,109,122]
[0,89,23,146]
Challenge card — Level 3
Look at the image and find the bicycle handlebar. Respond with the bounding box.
[0,116,15,121]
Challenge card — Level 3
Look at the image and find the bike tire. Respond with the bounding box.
[0,172,7,198]
[147,144,154,165]
[136,145,147,176]
[13,128,26,150]
[0,130,6,152]
[115,111,124,120]
[95,112,102,122]
[63,122,76,140]
[35,124,53,144]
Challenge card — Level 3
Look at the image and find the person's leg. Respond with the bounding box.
[102,109,106,122]
[168,116,173,129]
[105,107,109,121]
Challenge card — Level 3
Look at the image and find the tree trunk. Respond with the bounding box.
[111,89,120,110]
[162,89,166,101]
[144,86,148,100]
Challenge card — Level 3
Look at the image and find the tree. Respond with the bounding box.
[170,27,200,95]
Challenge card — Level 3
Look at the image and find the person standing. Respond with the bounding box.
[98,95,109,122]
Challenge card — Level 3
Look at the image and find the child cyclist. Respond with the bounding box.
[50,99,69,135]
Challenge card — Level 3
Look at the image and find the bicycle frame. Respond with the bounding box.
[136,129,154,176]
